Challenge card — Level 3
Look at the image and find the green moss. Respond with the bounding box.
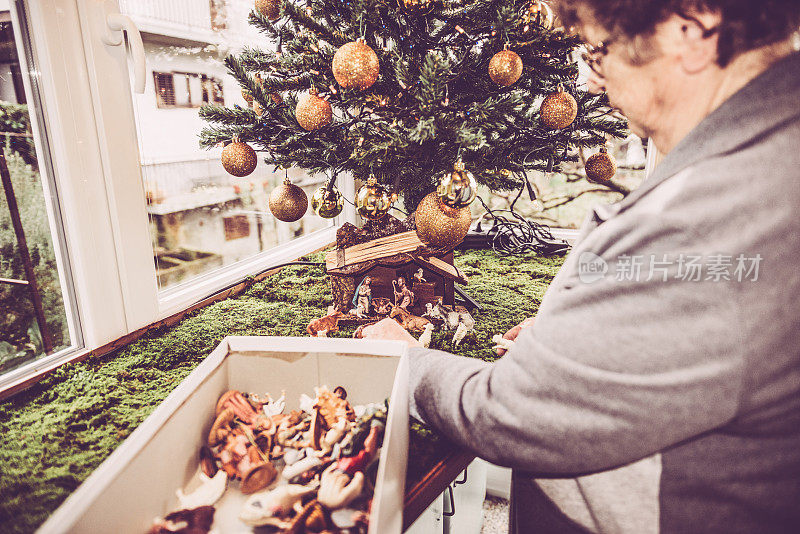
[0,250,563,533]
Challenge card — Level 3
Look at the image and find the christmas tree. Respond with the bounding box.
[199,0,627,221]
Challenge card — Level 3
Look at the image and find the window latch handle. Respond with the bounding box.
[102,13,146,94]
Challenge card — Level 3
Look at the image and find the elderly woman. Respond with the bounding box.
[364,1,800,532]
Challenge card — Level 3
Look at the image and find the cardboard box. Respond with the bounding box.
[39,337,410,534]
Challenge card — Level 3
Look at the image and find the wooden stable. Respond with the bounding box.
[325,230,468,319]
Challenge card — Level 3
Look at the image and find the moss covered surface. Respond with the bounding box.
[0,249,563,533]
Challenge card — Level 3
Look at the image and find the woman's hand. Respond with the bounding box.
[496,317,535,356]
[360,318,422,347]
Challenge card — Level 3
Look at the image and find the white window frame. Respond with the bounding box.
[1,0,354,394]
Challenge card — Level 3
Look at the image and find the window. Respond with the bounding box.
[0,0,80,385]
[154,72,223,109]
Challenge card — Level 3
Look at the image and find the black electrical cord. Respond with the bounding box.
[474,189,571,257]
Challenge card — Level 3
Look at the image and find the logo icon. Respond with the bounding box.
[577,251,608,283]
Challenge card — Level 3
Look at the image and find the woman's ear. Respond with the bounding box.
[675,11,722,74]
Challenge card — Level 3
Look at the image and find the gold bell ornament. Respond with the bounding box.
[355,176,392,220]
[540,84,578,129]
[310,185,344,218]
[269,175,308,222]
[585,147,617,183]
[332,38,380,91]
[438,159,477,208]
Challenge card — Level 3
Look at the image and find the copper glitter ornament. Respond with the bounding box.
[355,176,392,220]
[221,141,258,177]
[255,0,281,21]
[296,89,332,131]
[438,159,477,208]
[310,185,344,218]
[415,192,472,249]
[332,39,380,90]
[585,147,617,183]
[489,48,523,86]
[540,86,578,129]
[269,177,308,222]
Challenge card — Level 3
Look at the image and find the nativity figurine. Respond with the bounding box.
[392,275,414,310]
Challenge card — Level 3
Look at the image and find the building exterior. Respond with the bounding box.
[120,0,331,289]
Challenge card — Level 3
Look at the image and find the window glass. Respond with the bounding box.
[478,52,647,230]
[120,0,334,291]
[0,2,75,376]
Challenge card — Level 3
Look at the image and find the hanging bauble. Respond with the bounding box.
[415,192,472,249]
[540,86,578,129]
[522,1,555,31]
[332,39,380,91]
[585,147,617,183]
[488,48,523,86]
[355,176,392,220]
[296,89,332,131]
[242,89,253,104]
[310,185,344,218]
[221,141,258,177]
[253,100,264,117]
[437,160,477,208]
[398,0,433,16]
[269,177,308,222]
[255,0,281,21]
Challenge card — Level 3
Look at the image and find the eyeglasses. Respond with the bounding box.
[581,36,617,78]
[580,13,719,79]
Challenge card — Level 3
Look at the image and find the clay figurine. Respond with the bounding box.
[351,276,372,317]
[413,268,426,284]
[392,276,414,310]
[423,302,475,332]
[239,483,319,527]
[307,310,344,337]
[418,322,435,348]
[372,297,394,316]
[318,467,364,510]
[389,306,431,334]
[149,505,215,534]
[492,334,514,352]
[176,470,227,510]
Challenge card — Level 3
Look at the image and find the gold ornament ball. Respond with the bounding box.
[438,160,477,208]
[310,186,344,218]
[269,179,308,222]
[253,100,264,117]
[332,39,380,90]
[296,90,333,131]
[585,148,617,183]
[540,89,578,129]
[489,49,523,86]
[221,141,258,177]
[355,177,392,220]
[415,192,472,249]
[255,0,281,21]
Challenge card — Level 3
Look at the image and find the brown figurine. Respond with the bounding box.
[389,306,431,334]
[307,310,344,337]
